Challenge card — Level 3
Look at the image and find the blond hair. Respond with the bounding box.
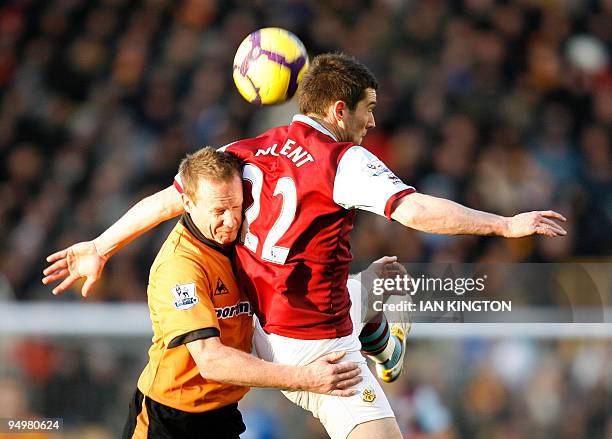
[178,147,241,199]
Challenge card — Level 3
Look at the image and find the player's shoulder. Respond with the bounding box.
[340,143,388,162]
[335,144,392,173]
[153,247,200,279]
[258,124,290,138]
[225,125,290,154]
[316,142,363,170]
[152,225,211,277]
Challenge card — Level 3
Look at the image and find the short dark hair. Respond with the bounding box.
[179,147,241,200]
[297,53,378,117]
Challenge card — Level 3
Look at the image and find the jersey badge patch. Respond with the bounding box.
[365,160,390,177]
[170,282,199,310]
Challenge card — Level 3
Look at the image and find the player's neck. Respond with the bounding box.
[305,114,345,142]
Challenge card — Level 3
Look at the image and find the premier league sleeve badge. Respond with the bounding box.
[170,282,199,310]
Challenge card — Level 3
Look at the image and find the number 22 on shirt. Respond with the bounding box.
[240,163,296,265]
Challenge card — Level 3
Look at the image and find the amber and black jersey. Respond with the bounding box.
[124,215,253,438]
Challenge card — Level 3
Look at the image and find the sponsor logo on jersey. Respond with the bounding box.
[215,301,252,319]
[170,282,199,310]
[361,387,377,403]
[214,278,229,296]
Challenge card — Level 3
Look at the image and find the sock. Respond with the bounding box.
[359,314,398,364]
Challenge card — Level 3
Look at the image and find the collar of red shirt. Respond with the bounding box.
[292,114,339,142]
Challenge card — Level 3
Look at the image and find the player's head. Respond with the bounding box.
[179,147,243,245]
[298,53,378,144]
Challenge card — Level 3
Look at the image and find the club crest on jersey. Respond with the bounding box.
[361,387,376,403]
[170,282,199,310]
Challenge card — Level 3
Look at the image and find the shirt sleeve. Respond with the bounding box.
[333,146,416,219]
[149,256,220,348]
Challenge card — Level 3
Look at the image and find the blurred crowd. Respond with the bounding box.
[0,337,609,438]
[0,0,611,300]
[0,0,610,438]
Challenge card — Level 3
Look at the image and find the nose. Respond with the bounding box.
[223,211,237,228]
[368,113,376,129]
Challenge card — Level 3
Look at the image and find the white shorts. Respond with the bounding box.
[252,279,395,439]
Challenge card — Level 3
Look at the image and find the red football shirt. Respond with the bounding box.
[175,115,415,339]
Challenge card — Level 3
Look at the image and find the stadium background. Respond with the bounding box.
[0,0,610,438]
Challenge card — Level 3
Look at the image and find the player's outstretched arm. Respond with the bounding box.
[187,337,361,396]
[42,185,184,297]
[94,185,184,258]
[391,192,567,238]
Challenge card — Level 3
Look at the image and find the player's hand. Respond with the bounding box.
[42,241,108,297]
[504,211,567,238]
[301,351,362,397]
[365,255,407,296]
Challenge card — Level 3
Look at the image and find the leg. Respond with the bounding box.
[252,319,399,439]
[347,273,411,383]
[313,352,399,439]
[347,417,403,439]
[359,313,393,362]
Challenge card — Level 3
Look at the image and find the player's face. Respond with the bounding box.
[343,88,376,144]
[187,175,243,245]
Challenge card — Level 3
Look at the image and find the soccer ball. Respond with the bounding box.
[233,28,309,105]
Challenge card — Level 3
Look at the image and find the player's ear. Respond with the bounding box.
[181,192,194,214]
[331,100,346,122]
